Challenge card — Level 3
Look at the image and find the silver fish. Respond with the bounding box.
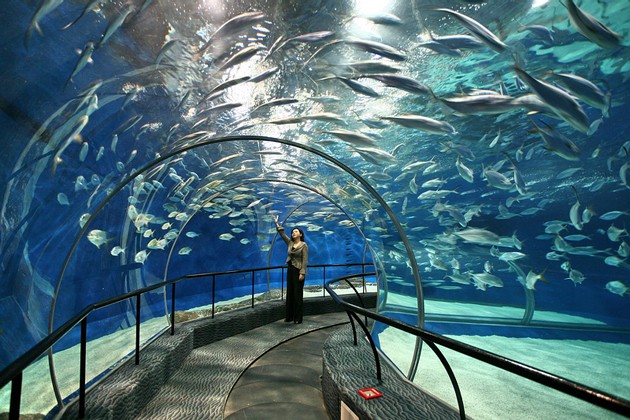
[530,119,581,161]
[514,66,589,133]
[270,30,336,55]
[200,11,265,52]
[328,76,380,97]
[25,0,64,48]
[548,72,610,115]
[566,0,622,49]
[432,8,508,53]
[248,66,279,83]
[66,42,96,88]
[155,39,179,64]
[359,74,432,96]
[440,94,516,115]
[218,44,265,70]
[208,76,251,95]
[382,115,456,135]
[98,5,135,48]
[430,33,484,50]
[345,38,406,61]
[63,0,104,30]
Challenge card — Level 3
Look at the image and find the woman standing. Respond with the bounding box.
[275,216,308,324]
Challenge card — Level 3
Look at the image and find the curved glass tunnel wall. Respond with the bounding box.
[1,0,630,417]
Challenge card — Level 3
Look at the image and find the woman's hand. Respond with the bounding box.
[274,215,279,226]
[299,274,304,281]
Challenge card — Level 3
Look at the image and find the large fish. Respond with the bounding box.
[381,115,456,135]
[432,8,508,53]
[529,118,581,161]
[548,72,610,115]
[358,74,432,96]
[565,0,622,49]
[430,33,484,50]
[344,38,406,61]
[439,94,516,115]
[514,66,589,133]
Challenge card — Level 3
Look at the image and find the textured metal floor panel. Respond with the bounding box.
[136,312,348,419]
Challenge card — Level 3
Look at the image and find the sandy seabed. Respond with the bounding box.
[379,298,630,420]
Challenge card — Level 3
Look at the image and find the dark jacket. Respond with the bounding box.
[277,226,308,276]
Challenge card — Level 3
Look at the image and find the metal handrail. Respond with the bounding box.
[325,274,630,419]
[0,262,371,419]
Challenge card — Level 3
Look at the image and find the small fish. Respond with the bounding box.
[269,30,336,55]
[178,247,192,255]
[57,193,70,205]
[567,269,585,286]
[248,66,280,83]
[208,76,251,95]
[605,281,628,297]
[186,231,200,238]
[98,5,135,48]
[219,233,235,241]
[62,0,103,30]
[25,0,64,48]
[345,38,406,61]
[525,270,545,290]
[79,142,89,162]
[218,44,266,70]
[110,246,125,256]
[65,42,96,88]
[134,250,150,264]
[199,11,265,52]
[155,39,178,64]
[599,211,629,221]
[326,76,380,97]
[87,229,110,248]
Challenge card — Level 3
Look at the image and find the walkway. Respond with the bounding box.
[135,312,348,419]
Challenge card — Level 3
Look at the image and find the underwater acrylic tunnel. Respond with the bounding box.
[1,0,630,418]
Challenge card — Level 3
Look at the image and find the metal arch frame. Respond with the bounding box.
[48,135,424,405]
[159,178,381,320]
[263,187,376,291]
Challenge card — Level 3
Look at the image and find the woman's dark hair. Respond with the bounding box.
[292,227,305,241]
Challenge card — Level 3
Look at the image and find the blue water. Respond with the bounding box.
[1,0,629,415]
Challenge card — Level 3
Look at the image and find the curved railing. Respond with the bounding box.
[0,262,372,419]
[325,274,630,419]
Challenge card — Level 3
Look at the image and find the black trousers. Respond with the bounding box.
[286,264,304,323]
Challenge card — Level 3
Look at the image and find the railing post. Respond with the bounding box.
[251,271,255,308]
[211,275,216,319]
[9,372,22,420]
[135,295,141,364]
[170,283,176,336]
[281,267,285,301]
[322,266,326,297]
[79,318,87,418]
